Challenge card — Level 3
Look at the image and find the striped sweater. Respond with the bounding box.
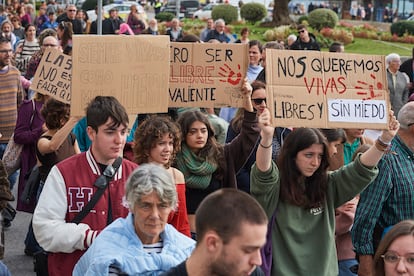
[0,65,23,143]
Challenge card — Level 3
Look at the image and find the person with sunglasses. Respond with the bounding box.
[373,220,414,276]
[290,24,320,51]
[56,4,82,34]
[225,80,291,193]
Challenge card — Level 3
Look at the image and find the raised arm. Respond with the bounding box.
[256,108,274,172]
[240,78,254,113]
[37,117,79,155]
[359,111,399,167]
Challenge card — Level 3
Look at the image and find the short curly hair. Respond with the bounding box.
[133,115,181,168]
[40,98,70,130]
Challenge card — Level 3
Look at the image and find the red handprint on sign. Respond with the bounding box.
[354,74,384,100]
[219,64,242,85]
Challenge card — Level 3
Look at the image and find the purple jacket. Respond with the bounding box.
[13,99,44,213]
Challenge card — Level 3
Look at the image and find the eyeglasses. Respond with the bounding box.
[299,29,306,33]
[381,252,414,264]
[0,49,13,54]
[408,123,414,127]
[42,43,58,47]
[68,9,76,12]
[252,98,266,105]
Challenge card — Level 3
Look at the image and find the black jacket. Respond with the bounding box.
[290,33,320,51]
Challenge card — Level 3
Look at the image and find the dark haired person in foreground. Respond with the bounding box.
[162,188,268,276]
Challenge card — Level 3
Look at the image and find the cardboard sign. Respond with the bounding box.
[71,35,170,116]
[266,50,390,129]
[30,48,72,104]
[169,42,248,108]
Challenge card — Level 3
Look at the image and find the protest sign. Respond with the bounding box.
[169,42,248,108]
[71,35,170,116]
[266,50,389,129]
[30,48,72,104]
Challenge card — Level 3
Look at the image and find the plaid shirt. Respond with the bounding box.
[352,135,414,255]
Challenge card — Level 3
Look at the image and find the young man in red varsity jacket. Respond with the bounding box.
[33,96,138,276]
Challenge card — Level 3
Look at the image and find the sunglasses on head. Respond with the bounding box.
[252,98,266,105]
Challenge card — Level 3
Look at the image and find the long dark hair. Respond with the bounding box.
[176,110,224,177]
[58,21,72,50]
[277,128,329,208]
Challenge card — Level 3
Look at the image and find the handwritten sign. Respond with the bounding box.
[30,48,72,104]
[169,42,248,108]
[266,50,389,129]
[71,35,170,116]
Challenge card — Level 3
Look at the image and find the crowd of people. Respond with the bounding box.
[0,1,413,275]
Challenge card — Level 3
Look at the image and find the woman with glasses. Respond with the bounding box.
[226,80,290,193]
[73,164,195,275]
[373,220,414,276]
[24,29,58,92]
[14,24,40,75]
[174,79,267,239]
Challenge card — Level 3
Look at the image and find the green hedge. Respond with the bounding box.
[240,3,267,24]
[155,12,175,22]
[391,21,414,36]
[211,4,238,24]
[308,8,338,31]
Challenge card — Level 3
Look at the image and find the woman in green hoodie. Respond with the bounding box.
[250,108,399,276]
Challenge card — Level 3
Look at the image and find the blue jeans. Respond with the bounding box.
[338,259,358,276]
[0,143,19,190]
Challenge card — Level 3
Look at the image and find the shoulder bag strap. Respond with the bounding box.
[71,157,122,224]
[29,99,36,130]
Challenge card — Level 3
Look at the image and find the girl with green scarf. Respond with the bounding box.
[175,78,270,238]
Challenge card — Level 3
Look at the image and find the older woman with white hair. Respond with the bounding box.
[73,164,195,276]
[385,53,410,116]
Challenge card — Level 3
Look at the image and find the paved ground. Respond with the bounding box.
[3,184,35,275]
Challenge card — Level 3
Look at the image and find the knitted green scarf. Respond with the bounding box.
[176,143,218,189]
